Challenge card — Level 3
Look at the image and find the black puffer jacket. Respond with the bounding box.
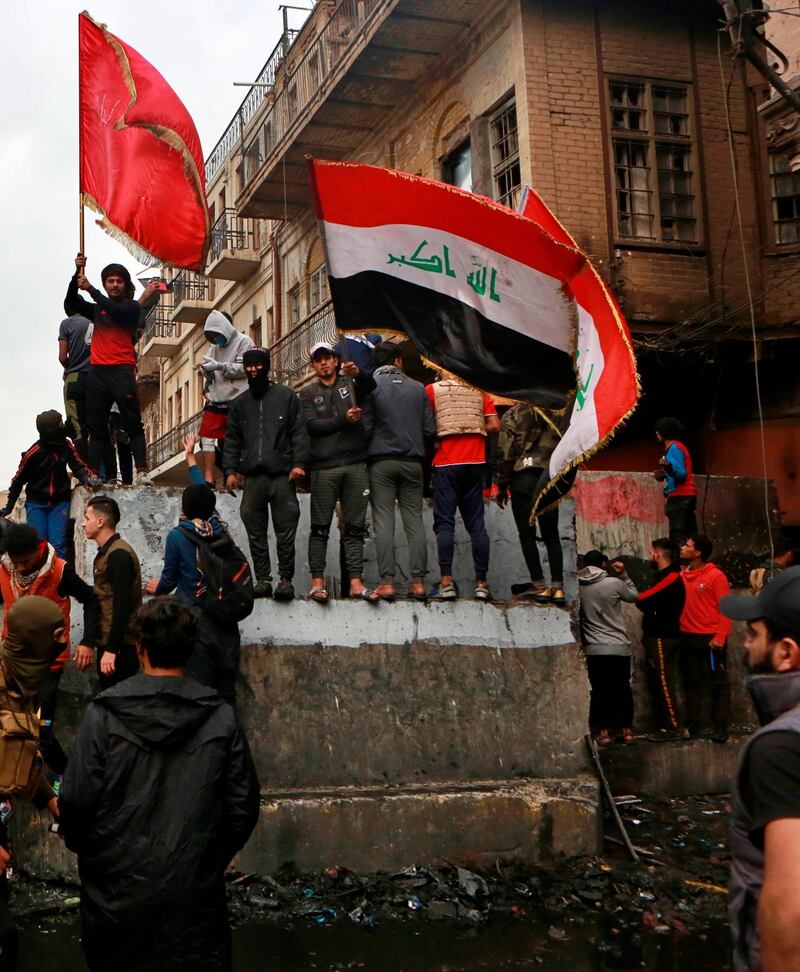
[222,381,309,477]
[59,675,260,972]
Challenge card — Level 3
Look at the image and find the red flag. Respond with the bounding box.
[79,11,210,270]
[517,187,639,515]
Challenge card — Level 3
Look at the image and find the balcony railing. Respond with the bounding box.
[271,300,338,387]
[209,208,255,262]
[172,270,210,305]
[204,28,300,185]
[147,411,202,471]
[141,298,176,342]
[241,0,383,194]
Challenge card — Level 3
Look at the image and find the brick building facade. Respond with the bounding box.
[139,0,799,526]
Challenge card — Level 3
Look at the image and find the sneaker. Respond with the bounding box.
[438,582,458,600]
[254,580,273,599]
[273,579,295,602]
[134,471,154,487]
[473,585,491,601]
[105,477,122,487]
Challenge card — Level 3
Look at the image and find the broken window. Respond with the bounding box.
[609,80,697,244]
[770,151,800,244]
[491,99,521,209]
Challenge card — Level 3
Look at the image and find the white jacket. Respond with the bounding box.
[199,311,255,404]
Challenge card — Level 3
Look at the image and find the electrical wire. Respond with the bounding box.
[717,29,776,561]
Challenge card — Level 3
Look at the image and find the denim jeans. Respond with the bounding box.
[25,499,70,558]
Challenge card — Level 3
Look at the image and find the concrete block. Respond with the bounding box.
[239,778,600,873]
[601,735,747,797]
[236,640,592,788]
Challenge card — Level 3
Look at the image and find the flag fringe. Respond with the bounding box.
[82,193,161,268]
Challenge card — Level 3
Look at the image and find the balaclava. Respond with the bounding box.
[2,597,65,698]
[36,410,66,446]
[243,347,271,398]
[101,263,135,300]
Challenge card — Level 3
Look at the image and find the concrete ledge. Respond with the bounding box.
[240,777,601,873]
[602,735,747,797]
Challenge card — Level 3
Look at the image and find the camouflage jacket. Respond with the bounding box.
[495,403,561,485]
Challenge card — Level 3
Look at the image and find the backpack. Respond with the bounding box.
[178,526,255,624]
[0,679,44,801]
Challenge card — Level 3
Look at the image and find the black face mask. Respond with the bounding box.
[41,427,67,446]
[247,369,270,398]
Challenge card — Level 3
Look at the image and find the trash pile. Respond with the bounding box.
[226,794,731,945]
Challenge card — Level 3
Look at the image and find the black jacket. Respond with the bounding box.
[59,675,260,972]
[299,371,376,470]
[362,366,436,462]
[636,566,685,638]
[222,381,309,477]
[4,438,93,508]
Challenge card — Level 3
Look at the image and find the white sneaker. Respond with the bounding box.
[135,471,154,487]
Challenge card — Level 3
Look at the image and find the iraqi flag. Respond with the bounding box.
[309,160,585,411]
[79,11,210,270]
[517,188,639,516]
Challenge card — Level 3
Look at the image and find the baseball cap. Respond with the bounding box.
[720,565,800,633]
[309,341,336,360]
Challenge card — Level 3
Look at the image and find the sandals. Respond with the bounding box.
[621,728,636,744]
[596,731,613,745]
[310,587,329,604]
[372,586,397,603]
[407,588,427,601]
[352,587,381,604]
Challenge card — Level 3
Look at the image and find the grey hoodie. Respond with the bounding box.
[578,565,639,656]
[199,311,255,403]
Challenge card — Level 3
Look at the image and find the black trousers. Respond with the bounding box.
[87,365,146,473]
[187,615,240,706]
[643,636,681,731]
[36,667,68,775]
[665,495,697,544]
[509,467,563,585]
[64,370,89,460]
[240,473,300,583]
[680,634,730,734]
[97,645,140,692]
[586,655,634,731]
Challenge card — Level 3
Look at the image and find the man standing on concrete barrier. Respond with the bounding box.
[717,567,800,972]
[578,550,639,744]
[299,342,376,603]
[362,342,435,601]
[426,376,499,601]
[82,496,142,690]
[495,402,565,605]
[223,346,308,601]
[197,311,254,487]
[147,434,248,704]
[636,538,685,738]
[654,417,698,543]
[679,534,731,742]
[66,253,156,486]
[58,311,92,461]
[60,596,260,972]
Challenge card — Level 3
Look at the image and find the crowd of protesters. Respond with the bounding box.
[0,255,797,970]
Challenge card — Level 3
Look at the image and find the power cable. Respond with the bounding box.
[717,29,776,561]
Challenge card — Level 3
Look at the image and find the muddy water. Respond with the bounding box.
[17,916,732,971]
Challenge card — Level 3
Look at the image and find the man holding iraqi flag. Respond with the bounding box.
[308,159,638,520]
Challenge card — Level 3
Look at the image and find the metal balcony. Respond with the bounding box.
[139,299,180,359]
[204,28,300,185]
[206,208,260,282]
[147,411,203,472]
[237,0,485,219]
[171,270,213,325]
[271,300,338,387]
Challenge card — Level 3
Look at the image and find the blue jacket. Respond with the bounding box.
[155,466,224,606]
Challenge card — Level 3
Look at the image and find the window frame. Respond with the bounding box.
[607,76,702,249]
[308,264,329,312]
[768,148,800,247]
[288,284,301,327]
[489,98,521,210]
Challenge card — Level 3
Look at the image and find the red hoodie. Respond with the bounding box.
[679,562,732,642]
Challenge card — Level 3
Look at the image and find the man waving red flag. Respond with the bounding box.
[78,11,210,270]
